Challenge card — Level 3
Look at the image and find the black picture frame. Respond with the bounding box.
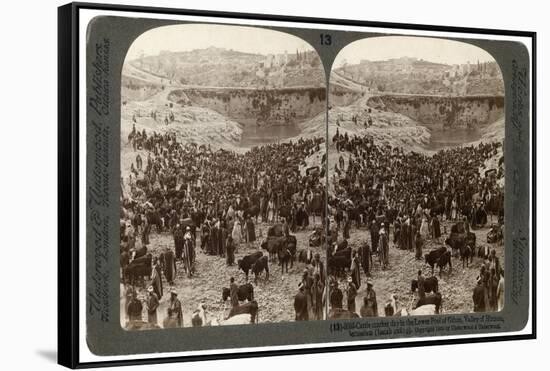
[58,2,537,368]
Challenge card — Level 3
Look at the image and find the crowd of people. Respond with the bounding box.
[123,124,325,235]
[330,129,503,231]
[326,129,505,316]
[121,119,506,326]
[120,123,327,328]
[293,263,326,321]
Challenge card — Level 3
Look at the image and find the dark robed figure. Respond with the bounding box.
[161,247,176,286]
[294,283,308,321]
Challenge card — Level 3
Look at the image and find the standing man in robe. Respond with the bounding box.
[210,219,219,256]
[219,221,228,257]
[146,286,159,326]
[167,289,183,327]
[329,279,343,310]
[126,290,143,323]
[302,269,314,319]
[487,267,499,311]
[400,216,410,250]
[229,277,239,308]
[150,257,163,300]
[312,273,324,320]
[415,230,424,260]
[123,284,135,323]
[360,240,372,277]
[473,278,486,312]
[232,218,242,251]
[379,227,389,270]
[245,216,256,246]
[497,270,505,311]
[370,220,379,254]
[417,269,426,300]
[226,235,235,266]
[294,283,308,321]
[161,246,176,286]
[183,227,195,277]
[346,276,358,313]
[350,250,361,289]
[431,214,441,242]
[173,224,184,261]
[360,281,378,317]
[312,253,325,284]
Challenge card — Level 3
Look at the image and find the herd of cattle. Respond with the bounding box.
[238,225,322,279]
[122,222,324,327]
[122,221,326,290]
[326,219,501,318]
[196,224,325,324]
[219,219,496,320]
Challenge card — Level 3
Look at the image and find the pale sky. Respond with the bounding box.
[125,24,315,61]
[334,36,496,68]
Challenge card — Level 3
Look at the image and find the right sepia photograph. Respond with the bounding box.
[327,36,505,318]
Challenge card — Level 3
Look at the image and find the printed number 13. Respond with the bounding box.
[320,34,332,45]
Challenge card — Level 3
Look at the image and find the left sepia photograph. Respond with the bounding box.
[119,24,328,330]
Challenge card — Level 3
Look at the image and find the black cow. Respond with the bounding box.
[261,236,285,261]
[466,232,476,250]
[133,245,148,260]
[267,224,284,237]
[446,236,461,258]
[411,276,439,294]
[146,210,163,232]
[251,256,269,283]
[450,222,466,234]
[347,207,364,227]
[436,251,452,277]
[333,247,352,260]
[130,252,151,266]
[244,205,260,221]
[221,283,254,302]
[328,255,351,276]
[415,292,443,314]
[446,232,476,259]
[124,253,152,285]
[228,300,259,323]
[286,235,297,262]
[335,239,348,253]
[424,246,447,275]
[238,251,263,280]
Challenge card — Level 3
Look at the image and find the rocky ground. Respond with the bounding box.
[335,219,504,316]
[328,96,432,153]
[121,219,326,328]
[121,87,245,159]
[289,94,432,152]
